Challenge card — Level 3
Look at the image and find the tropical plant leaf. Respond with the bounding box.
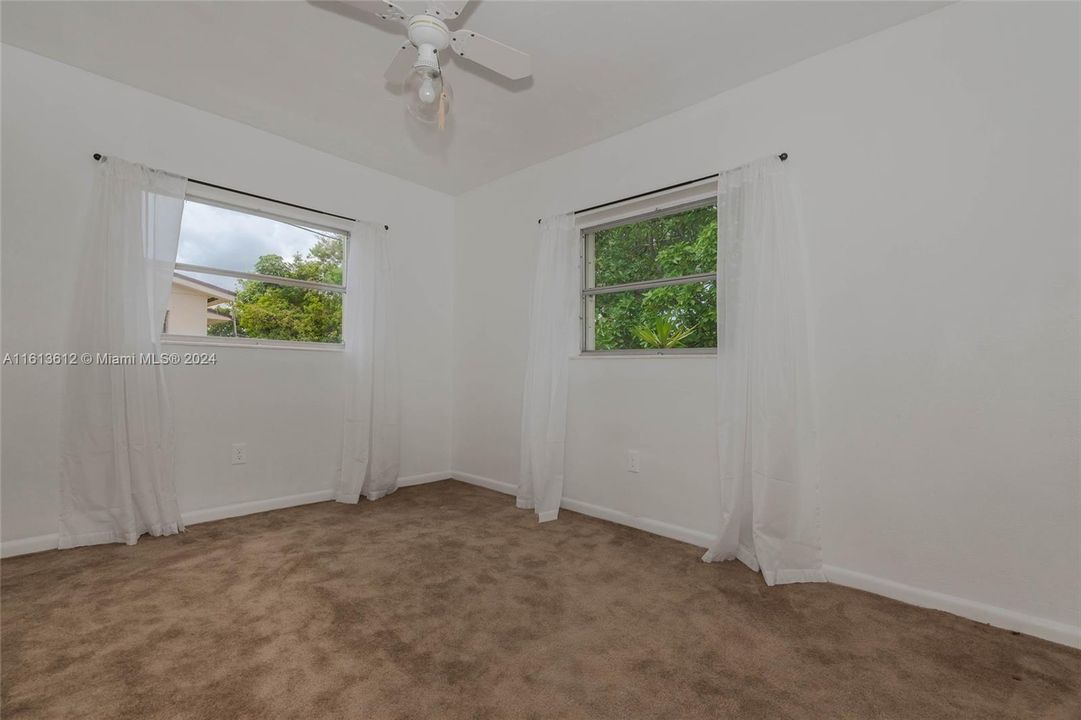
[632,318,697,349]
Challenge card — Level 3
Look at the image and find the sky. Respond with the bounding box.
[175,200,339,291]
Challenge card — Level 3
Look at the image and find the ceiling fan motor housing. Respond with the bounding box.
[408,14,450,73]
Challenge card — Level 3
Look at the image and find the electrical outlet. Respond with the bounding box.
[627,449,640,473]
[231,443,247,465]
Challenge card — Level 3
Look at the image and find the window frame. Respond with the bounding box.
[579,186,718,357]
[162,184,352,349]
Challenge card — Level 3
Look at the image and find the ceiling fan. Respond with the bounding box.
[342,0,531,128]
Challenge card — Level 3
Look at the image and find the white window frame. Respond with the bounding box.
[163,184,351,350]
[578,179,718,357]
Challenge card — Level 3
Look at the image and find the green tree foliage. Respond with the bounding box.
[206,310,237,338]
[211,234,345,343]
[592,205,717,350]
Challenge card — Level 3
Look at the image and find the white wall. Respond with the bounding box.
[452,1,1080,641]
[1,45,454,543]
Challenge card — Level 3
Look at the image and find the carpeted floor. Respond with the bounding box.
[2,480,1078,719]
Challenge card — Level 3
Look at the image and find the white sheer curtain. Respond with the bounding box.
[59,157,188,548]
[518,214,579,521]
[703,156,825,585]
[337,221,400,503]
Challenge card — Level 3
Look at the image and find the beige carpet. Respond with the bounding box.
[2,480,1078,719]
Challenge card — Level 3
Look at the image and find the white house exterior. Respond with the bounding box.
[165,273,236,336]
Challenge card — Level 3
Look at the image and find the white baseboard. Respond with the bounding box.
[824,565,1081,649]
[181,488,336,526]
[450,470,1080,649]
[452,470,517,495]
[1,534,61,558]
[185,471,450,523]
[559,496,714,548]
[397,471,453,487]
[452,469,713,547]
[4,492,343,557]
[2,472,455,559]
[6,471,1077,649]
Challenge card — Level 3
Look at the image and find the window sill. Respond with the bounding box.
[573,351,717,360]
[161,335,344,352]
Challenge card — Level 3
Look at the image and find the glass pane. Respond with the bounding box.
[592,203,716,287]
[166,273,342,344]
[592,280,716,351]
[177,200,345,286]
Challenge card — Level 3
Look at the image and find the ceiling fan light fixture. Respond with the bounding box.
[405,69,452,125]
[339,0,531,127]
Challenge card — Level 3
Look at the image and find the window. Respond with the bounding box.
[165,185,351,346]
[582,192,717,354]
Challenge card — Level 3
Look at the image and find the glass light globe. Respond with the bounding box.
[405,68,452,125]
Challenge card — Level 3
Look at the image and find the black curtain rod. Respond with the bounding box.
[91,154,385,230]
[538,152,788,223]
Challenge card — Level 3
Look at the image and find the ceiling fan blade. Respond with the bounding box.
[425,0,469,21]
[450,30,531,80]
[384,41,416,83]
[339,1,409,24]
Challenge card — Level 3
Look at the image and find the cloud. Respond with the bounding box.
[177,200,332,275]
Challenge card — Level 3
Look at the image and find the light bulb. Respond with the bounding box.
[417,76,437,104]
[405,69,452,125]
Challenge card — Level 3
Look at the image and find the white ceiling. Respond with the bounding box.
[2,1,946,194]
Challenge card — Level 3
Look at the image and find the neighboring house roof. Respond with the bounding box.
[172,272,236,306]
[206,310,232,324]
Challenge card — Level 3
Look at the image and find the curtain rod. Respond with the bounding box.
[91,154,385,230]
[537,152,788,223]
